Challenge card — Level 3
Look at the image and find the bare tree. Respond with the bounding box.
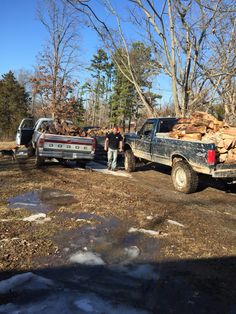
[66,0,159,117]
[32,0,80,119]
[201,11,236,122]
[129,0,228,116]
[67,0,235,118]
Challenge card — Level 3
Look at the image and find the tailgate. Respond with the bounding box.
[39,134,95,158]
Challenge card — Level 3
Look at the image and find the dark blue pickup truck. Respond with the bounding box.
[124,118,236,193]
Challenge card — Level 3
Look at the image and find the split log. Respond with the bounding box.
[219,153,228,163]
[225,150,236,164]
[181,133,202,141]
[177,118,192,124]
[221,128,236,136]
[185,125,207,135]
[172,124,190,131]
[224,139,233,150]
[192,111,220,124]
[169,133,180,139]
[217,147,228,154]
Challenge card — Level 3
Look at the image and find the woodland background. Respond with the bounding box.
[0,0,235,139]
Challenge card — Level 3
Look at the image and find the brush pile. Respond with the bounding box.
[169,111,236,164]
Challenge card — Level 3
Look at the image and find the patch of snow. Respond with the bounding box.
[11,202,38,207]
[22,213,46,221]
[76,218,92,223]
[35,217,52,224]
[128,227,160,237]
[124,246,140,259]
[74,297,94,312]
[1,214,51,224]
[22,213,49,222]
[167,219,185,227]
[85,161,132,178]
[0,291,149,314]
[128,264,159,281]
[0,272,54,294]
[74,166,86,171]
[74,293,149,314]
[69,251,105,266]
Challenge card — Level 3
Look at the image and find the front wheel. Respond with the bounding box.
[124,150,136,172]
[171,160,199,194]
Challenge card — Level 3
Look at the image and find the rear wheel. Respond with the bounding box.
[35,149,45,167]
[171,160,199,194]
[124,150,136,172]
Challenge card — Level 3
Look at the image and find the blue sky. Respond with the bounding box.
[0,0,47,75]
[0,0,98,76]
[0,0,172,104]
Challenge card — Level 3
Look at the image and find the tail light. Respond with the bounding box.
[207,150,216,165]
[38,137,45,147]
[92,138,96,151]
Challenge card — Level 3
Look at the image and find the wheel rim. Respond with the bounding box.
[175,167,187,188]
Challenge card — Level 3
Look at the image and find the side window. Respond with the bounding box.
[139,122,155,138]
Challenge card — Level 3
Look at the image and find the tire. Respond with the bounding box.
[27,143,35,157]
[35,149,45,167]
[124,150,136,172]
[171,160,199,194]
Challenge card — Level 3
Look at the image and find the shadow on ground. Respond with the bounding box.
[0,256,235,313]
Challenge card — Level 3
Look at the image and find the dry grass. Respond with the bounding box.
[0,141,16,150]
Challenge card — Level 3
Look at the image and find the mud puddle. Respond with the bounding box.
[52,214,160,265]
[8,189,77,212]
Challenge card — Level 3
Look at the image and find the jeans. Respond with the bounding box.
[107,148,118,169]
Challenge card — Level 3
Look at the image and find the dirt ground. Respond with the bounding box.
[0,141,235,313]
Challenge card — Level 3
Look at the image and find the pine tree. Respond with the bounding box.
[89,49,114,125]
[0,71,29,138]
[111,42,159,131]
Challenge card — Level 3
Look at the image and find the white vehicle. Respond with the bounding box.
[16,118,96,167]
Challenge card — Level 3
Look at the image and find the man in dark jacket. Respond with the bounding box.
[104,126,123,171]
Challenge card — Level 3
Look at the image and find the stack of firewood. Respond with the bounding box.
[38,120,85,137]
[169,111,236,163]
[39,120,111,137]
[86,128,111,136]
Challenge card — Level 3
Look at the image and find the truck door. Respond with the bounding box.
[135,120,156,160]
[151,119,178,164]
[16,118,35,146]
